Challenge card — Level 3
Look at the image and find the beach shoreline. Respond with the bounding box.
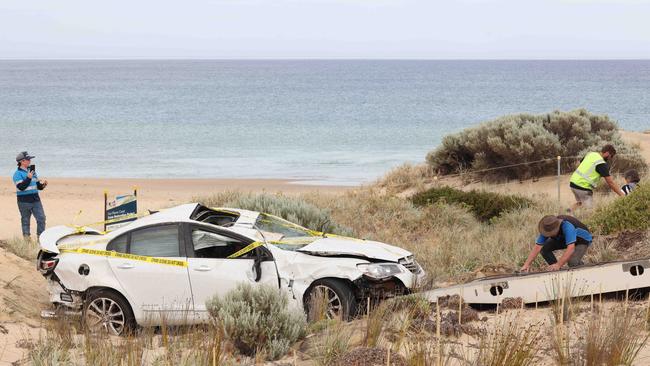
[0,177,353,240]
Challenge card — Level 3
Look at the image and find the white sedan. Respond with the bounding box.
[37,203,426,335]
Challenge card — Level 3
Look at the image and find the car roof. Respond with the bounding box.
[107,203,262,237]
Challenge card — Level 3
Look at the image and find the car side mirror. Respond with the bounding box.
[252,252,262,282]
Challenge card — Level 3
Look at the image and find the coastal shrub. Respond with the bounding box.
[410,186,532,222]
[588,183,650,234]
[206,283,307,360]
[195,191,353,235]
[426,109,647,181]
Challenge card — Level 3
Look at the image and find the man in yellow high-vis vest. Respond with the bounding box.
[569,144,624,211]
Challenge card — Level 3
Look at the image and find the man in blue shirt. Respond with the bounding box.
[520,215,592,272]
[13,151,48,237]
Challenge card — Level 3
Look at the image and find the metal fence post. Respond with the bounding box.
[557,156,562,213]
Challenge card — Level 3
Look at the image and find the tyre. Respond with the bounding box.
[83,289,135,336]
[306,279,357,321]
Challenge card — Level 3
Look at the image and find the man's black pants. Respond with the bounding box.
[539,238,589,267]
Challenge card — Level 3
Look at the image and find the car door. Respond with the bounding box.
[184,224,279,321]
[106,223,194,325]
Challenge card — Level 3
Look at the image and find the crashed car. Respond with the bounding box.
[37,203,426,335]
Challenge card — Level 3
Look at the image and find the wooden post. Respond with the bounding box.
[103,190,108,232]
[599,283,603,306]
[436,302,441,366]
[646,293,650,327]
[625,285,629,316]
[458,289,463,325]
[367,297,371,316]
[133,186,138,215]
[386,346,391,366]
[535,292,538,310]
[560,296,564,325]
[557,156,562,213]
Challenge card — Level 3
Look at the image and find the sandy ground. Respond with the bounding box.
[0,178,351,240]
[0,248,49,365]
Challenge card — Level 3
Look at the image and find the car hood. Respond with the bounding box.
[296,236,411,262]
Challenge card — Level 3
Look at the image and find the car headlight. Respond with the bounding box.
[357,263,404,280]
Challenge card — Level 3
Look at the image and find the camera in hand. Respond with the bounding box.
[29,165,36,173]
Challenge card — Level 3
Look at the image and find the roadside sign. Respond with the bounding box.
[104,188,138,232]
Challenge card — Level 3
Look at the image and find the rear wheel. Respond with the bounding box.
[83,289,135,336]
[306,279,357,321]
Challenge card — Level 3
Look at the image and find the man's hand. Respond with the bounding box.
[27,170,33,179]
[520,265,530,273]
[548,263,561,271]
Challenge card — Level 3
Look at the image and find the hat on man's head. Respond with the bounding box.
[15,151,35,162]
[538,215,562,237]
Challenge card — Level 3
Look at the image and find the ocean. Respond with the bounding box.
[1,60,649,185]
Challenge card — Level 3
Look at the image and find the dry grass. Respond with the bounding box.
[309,321,354,366]
[552,308,648,366]
[374,163,434,194]
[1,236,40,260]
[303,188,557,282]
[25,315,235,366]
[474,317,541,366]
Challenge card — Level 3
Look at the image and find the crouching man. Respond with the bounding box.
[520,215,592,272]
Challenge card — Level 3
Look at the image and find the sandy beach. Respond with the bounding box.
[0,178,351,240]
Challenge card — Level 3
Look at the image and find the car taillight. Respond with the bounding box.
[39,258,59,274]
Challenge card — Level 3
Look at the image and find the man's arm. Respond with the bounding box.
[604,176,625,196]
[14,171,33,191]
[551,243,576,270]
[521,244,543,272]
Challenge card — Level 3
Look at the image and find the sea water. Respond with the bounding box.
[1,60,648,185]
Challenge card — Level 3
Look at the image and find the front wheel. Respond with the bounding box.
[306,279,357,321]
[83,289,135,336]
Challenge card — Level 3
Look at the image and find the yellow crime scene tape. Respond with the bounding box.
[60,208,362,261]
[60,248,188,267]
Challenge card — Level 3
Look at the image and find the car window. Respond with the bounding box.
[130,225,180,257]
[255,213,318,238]
[107,234,128,253]
[191,228,251,259]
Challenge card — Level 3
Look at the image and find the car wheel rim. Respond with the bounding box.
[314,285,342,319]
[85,297,125,335]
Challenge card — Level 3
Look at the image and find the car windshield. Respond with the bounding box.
[254,213,321,251]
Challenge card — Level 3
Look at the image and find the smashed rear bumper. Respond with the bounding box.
[46,277,83,310]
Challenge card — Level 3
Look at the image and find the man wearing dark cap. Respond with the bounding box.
[13,151,48,237]
[569,144,624,211]
[520,215,592,272]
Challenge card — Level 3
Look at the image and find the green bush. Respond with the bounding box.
[588,183,650,234]
[206,283,307,360]
[426,109,646,181]
[195,191,353,235]
[410,186,532,222]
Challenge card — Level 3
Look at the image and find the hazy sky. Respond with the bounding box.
[1,0,649,59]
